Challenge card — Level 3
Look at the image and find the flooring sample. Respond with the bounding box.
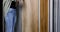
[22,0,38,32]
[40,0,48,32]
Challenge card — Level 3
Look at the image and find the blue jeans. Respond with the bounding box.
[5,8,16,32]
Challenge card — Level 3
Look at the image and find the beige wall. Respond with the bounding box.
[22,0,38,32]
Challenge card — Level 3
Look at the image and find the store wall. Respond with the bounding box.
[22,0,38,32]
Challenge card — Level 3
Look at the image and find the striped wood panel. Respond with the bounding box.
[40,0,48,32]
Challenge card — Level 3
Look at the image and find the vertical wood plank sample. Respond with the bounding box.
[40,0,48,32]
[22,0,38,32]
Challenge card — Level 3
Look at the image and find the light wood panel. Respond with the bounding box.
[40,0,48,32]
[22,0,38,32]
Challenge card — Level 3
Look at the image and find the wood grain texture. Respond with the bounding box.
[40,0,48,32]
[22,0,38,32]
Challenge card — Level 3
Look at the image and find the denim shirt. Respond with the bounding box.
[5,8,16,32]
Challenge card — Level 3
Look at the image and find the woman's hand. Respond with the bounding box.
[16,0,23,7]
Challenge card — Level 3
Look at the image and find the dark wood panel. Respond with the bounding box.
[40,0,48,32]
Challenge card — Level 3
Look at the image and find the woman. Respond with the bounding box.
[5,1,16,32]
